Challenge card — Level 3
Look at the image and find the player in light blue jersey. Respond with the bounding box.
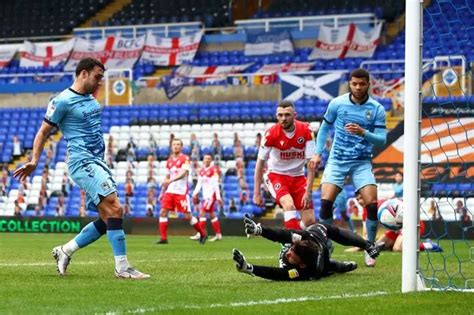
[311,68,387,267]
[13,58,150,279]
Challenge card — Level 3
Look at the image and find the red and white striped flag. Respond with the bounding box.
[0,46,17,68]
[309,23,382,60]
[256,62,315,74]
[141,31,203,66]
[64,36,145,71]
[175,63,253,83]
[20,39,75,68]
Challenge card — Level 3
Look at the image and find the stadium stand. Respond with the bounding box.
[106,0,231,27]
[257,0,404,22]
[0,0,471,223]
[0,0,111,39]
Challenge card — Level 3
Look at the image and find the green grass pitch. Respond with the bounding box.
[0,233,472,314]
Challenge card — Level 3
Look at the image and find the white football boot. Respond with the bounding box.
[115,267,151,279]
[189,232,200,240]
[209,234,222,242]
[52,246,71,276]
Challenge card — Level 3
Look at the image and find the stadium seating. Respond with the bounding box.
[105,0,230,27]
[0,0,111,39]
[257,0,403,22]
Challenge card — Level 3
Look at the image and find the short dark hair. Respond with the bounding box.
[349,68,370,82]
[75,58,105,76]
[292,240,319,268]
[277,100,294,109]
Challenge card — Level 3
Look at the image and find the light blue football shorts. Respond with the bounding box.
[70,160,117,211]
[321,160,376,192]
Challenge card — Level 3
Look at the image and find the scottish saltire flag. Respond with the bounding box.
[279,72,343,101]
[244,31,294,56]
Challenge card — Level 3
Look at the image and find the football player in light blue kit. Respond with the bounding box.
[13,58,150,279]
[311,68,387,267]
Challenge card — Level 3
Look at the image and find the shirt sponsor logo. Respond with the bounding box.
[45,101,56,119]
[279,151,305,160]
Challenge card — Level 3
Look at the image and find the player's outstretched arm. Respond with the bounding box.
[13,121,54,182]
[232,248,309,281]
[244,214,309,243]
[232,249,254,276]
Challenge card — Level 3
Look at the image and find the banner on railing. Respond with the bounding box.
[176,63,253,80]
[279,72,343,101]
[141,31,203,66]
[309,23,382,60]
[64,36,145,71]
[244,31,294,56]
[20,39,75,68]
[256,62,315,74]
[0,47,17,68]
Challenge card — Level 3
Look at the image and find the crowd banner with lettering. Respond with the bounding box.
[244,31,294,56]
[64,36,145,71]
[309,23,382,60]
[0,46,17,68]
[345,23,382,58]
[141,31,203,66]
[20,39,75,68]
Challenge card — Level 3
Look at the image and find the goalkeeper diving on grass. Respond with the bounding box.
[232,214,384,281]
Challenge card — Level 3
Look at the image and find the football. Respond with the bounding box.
[377,199,404,231]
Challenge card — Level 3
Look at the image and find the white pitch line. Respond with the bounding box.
[0,256,277,267]
[104,291,388,314]
[0,254,353,268]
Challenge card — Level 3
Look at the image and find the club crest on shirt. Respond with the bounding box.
[365,110,372,121]
[101,181,111,191]
[297,137,304,144]
[280,140,285,146]
[274,183,281,190]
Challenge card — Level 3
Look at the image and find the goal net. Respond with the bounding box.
[403,0,473,291]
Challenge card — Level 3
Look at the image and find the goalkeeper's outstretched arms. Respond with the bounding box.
[244,214,312,244]
[232,249,311,281]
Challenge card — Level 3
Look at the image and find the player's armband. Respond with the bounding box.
[288,269,300,279]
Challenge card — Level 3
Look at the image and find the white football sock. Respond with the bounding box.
[115,255,131,273]
[62,240,79,256]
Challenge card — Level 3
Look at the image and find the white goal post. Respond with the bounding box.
[402,0,423,293]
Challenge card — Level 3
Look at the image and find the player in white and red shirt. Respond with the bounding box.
[191,154,224,242]
[157,139,207,244]
[254,101,317,230]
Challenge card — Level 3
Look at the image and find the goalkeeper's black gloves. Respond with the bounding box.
[244,213,262,237]
[232,248,254,276]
